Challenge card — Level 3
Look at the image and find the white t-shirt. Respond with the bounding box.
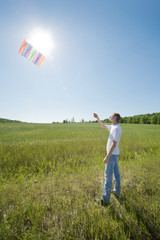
[105,124,122,155]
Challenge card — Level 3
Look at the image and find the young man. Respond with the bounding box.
[93,113,122,205]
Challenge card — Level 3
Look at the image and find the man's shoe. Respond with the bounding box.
[112,191,120,198]
[101,199,109,207]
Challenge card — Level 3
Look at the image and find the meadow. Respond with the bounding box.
[0,122,160,240]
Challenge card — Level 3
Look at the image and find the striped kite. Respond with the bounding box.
[18,39,45,66]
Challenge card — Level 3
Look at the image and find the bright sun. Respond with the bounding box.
[28,28,54,57]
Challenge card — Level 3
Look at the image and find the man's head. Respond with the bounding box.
[109,113,121,124]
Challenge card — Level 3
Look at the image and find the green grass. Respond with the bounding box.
[0,123,160,239]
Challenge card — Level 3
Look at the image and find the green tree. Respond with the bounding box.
[151,115,158,124]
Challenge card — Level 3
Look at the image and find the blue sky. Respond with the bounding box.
[0,0,160,123]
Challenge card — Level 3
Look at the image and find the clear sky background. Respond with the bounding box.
[0,0,160,123]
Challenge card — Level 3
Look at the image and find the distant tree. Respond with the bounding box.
[0,118,22,123]
[122,117,128,123]
[81,118,84,123]
[151,115,158,124]
[63,119,69,123]
[102,118,109,123]
[146,114,151,124]
[71,117,74,123]
[140,116,146,124]
[127,117,133,123]
[117,112,160,125]
[133,116,140,124]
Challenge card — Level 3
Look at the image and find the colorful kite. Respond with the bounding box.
[18,39,45,66]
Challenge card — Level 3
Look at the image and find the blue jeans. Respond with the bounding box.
[102,154,121,203]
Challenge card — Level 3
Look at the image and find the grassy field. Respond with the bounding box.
[0,123,160,239]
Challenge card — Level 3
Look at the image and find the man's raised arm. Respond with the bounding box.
[93,113,106,129]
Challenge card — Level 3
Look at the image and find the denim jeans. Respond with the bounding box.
[102,154,121,203]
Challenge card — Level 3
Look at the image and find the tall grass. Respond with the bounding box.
[0,123,160,239]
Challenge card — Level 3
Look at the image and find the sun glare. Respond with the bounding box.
[28,28,54,57]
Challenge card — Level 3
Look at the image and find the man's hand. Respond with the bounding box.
[103,155,110,164]
[93,113,98,119]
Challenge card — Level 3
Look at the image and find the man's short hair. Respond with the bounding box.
[113,113,121,123]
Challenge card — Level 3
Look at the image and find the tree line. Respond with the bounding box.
[0,118,22,123]
[103,112,160,124]
[1,112,160,124]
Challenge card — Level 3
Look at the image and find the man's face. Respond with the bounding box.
[109,114,117,124]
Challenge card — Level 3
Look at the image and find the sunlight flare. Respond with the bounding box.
[28,27,54,57]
